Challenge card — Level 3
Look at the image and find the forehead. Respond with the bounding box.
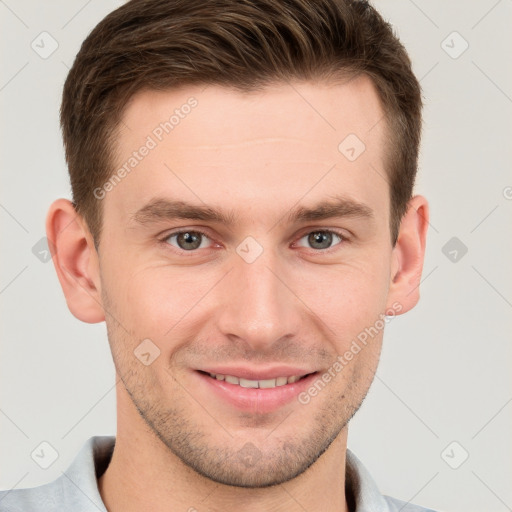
[105,77,388,224]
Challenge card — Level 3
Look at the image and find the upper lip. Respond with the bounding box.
[198,366,316,381]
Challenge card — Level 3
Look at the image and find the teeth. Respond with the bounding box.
[206,372,306,388]
[259,378,277,388]
[225,375,239,385]
[239,378,259,388]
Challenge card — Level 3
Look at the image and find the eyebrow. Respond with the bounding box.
[131,199,237,225]
[130,195,374,227]
[286,196,374,223]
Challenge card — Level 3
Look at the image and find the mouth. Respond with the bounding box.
[200,370,313,388]
[194,369,319,413]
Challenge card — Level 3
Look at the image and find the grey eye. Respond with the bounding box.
[297,231,343,250]
[166,231,211,251]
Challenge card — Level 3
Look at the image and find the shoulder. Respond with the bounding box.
[0,436,114,512]
[0,478,66,512]
[345,449,441,512]
[383,494,441,512]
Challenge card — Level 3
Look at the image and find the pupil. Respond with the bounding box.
[308,231,332,249]
[178,232,201,250]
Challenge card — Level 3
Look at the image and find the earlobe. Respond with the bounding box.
[46,199,105,323]
[386,195,429,314]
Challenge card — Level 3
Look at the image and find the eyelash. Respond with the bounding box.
[159,228,348,255]
[159,229,214,253]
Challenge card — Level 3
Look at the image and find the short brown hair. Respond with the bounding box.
[61,0,422,246]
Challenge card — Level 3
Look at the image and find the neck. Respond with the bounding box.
[99,387,350,512]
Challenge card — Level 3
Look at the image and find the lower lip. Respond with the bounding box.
[194,371,319,413]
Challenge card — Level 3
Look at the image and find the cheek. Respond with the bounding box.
[291,257,391,336]
[100,240,392,347]
[103,261,218,337]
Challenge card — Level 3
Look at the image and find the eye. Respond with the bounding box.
[164,230,212,251]
[296,230,344,250]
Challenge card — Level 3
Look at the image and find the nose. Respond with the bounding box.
[216,246,301,352]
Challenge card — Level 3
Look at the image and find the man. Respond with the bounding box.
[0,0,436,510]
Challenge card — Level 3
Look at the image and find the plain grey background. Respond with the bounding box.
[1,1,511,511]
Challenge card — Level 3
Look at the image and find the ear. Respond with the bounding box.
[46,198,105,323]
[386,195,429,314]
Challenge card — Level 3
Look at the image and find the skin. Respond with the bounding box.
[47,76,428,512]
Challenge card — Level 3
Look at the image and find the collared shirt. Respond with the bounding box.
[0,436,438,511]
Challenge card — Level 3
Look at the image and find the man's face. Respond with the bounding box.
[98,77,398,487]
